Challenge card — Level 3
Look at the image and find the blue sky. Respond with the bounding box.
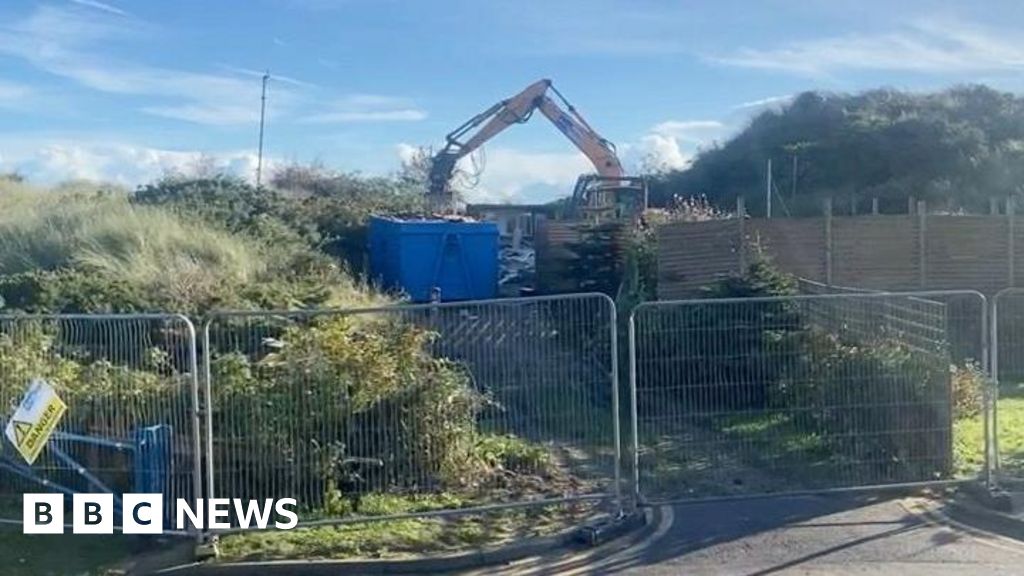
[2,0,1024,202]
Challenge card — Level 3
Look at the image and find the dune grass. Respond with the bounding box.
[0,181,389,312]
[0,187,265,279]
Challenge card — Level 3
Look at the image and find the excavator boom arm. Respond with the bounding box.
[535,96,623,178]
[428,79,623,206]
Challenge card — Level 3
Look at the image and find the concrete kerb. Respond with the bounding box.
[936,483,1024,542]
[154,509,654,576]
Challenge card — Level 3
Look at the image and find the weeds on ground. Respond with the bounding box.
[216,501,598,561]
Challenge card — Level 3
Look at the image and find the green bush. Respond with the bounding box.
[473,434,552,475]
[210,315,488,508]
[0,314,556,513]
[770,329,953,479]
[270,166,426,274]
[952,362,985,420]
[634,253,802,411]
[132,175,316,251]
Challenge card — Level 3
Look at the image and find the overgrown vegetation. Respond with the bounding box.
[650,85,1024,215]
[0,171,593,564]
[0,165,428,315]
[0,312,575,540]
[210,314,570,515]
[636,255,974,486]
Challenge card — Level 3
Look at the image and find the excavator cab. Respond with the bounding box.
[567,175,648,223]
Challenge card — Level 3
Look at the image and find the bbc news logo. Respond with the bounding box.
[23,494,298,534]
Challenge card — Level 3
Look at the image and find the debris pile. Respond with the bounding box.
[498,242,535,296]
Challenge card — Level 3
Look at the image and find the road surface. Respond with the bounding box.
[464,494,1024,575]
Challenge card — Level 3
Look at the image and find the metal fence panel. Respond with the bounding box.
[992,288,1024,481]
[0,314,201,532]
[202,293,620,529]
[629,291,988,504]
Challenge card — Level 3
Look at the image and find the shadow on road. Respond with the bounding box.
[469,490,940,575]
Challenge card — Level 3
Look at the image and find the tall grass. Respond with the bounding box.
[0,181,389,311]
[0,187,264,281]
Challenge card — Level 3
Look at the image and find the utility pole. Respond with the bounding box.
[766,158,773,218]
[256,71,270,188]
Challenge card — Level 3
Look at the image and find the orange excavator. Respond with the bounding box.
[427,79,647,220]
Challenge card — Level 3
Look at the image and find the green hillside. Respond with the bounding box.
[649,84,1024,216]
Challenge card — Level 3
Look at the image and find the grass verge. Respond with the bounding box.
[216,499,599,562]
[955,383,1024,477]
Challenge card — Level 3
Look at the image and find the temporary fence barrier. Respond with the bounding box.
[201,293,621,531]
[0,314,201,535]
[628,291,989,504]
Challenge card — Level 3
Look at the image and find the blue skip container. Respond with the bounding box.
[368,217,499,302]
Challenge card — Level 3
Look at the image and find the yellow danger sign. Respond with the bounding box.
[4,379,67,465]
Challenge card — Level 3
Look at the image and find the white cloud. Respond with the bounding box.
[733,95,794,110]
[69,0,128,17]
[139,104,265,126]
[217,65,314,89]
[300,95,427,124]
[649,120,726,143]
[637,134,691,172]
[470,148,591,202]
[0,5,419,127]
[0,138,274,186]
[622,119,729,173]
[404,144,592,204]
[712,19,1024,76]
[0,6,282,126]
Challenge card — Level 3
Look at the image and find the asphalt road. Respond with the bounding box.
[468,494,1024,575]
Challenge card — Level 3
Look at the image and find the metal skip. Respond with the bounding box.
[4,378,67,465]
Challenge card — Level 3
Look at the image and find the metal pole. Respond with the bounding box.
[628,313,640,503]
[791,155,798,199]
[991,292,1001,479]
[256,71,269,188]
[824,198,833,285]
[766,158,772,218]
[1009,196,1016,288]
[982,294,993,488]
[609,300,622,513]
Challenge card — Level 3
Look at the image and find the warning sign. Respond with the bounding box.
[4,379,66,465]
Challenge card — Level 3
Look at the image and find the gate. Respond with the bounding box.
[628,291,989,504]
[201,293,621,531]
[0,314,201,533]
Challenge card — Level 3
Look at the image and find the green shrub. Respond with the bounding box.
[772,330,953,480]
[271,166,426,274]
[132,175,316,251]
[952,362,985,420]
[474,434,552,475]
[634,253,802,411]
[210,315,487,507]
